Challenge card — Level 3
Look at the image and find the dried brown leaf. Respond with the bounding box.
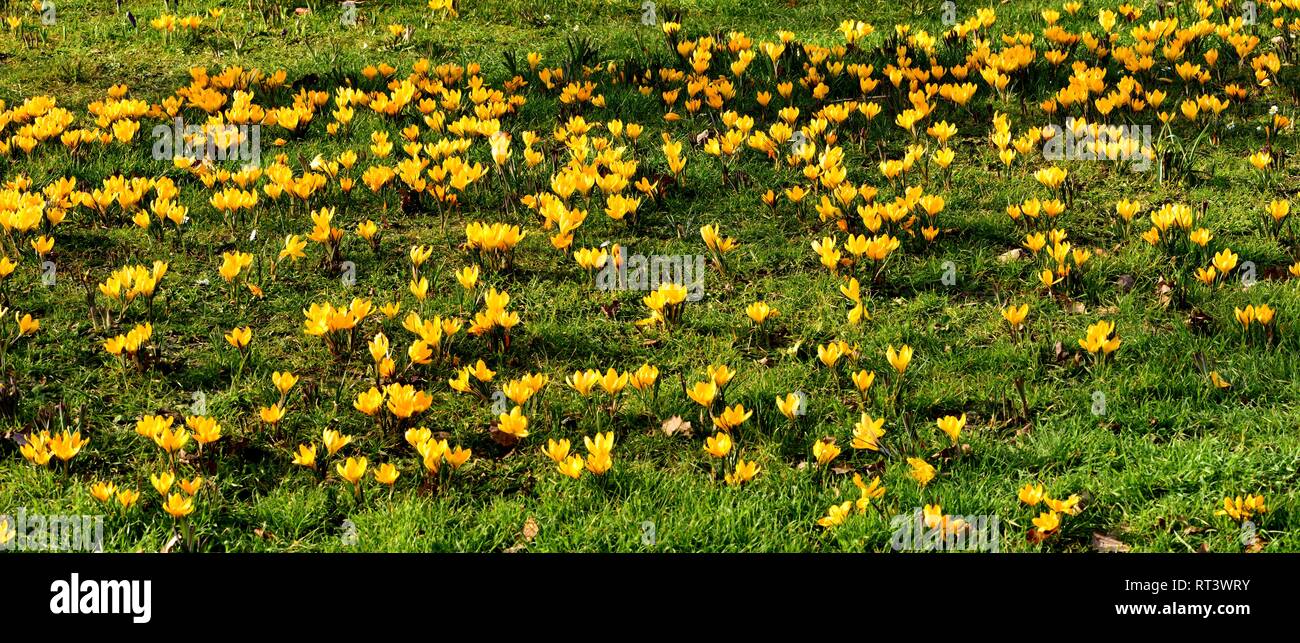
[490,427,520,448]
[159,533,181,553]
[1091,532,1131,553]
[660,415,692,437]
[1115,274,1135,293]
[997,248,1023,263]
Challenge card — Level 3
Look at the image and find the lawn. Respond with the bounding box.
[0,0,1297,552]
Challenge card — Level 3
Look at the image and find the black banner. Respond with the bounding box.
[1,553,1289,630]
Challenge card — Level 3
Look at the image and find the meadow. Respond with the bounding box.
[0,0,1297,552]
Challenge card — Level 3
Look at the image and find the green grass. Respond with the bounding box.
[0,0,1298,552]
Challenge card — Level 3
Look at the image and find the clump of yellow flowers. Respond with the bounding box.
[541,432,615,480]
[1019,483,1083,544]
[1216,494,1266,524]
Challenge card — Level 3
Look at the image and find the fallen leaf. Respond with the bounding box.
[159,533,181,553]
[1156,279,1174,308]
[490,426,521,448]
[1091,532,1131,553]
[997,248,1022,263]
[522,516,539,542]
[1115,274,1135,293]
[660,415,692,437]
